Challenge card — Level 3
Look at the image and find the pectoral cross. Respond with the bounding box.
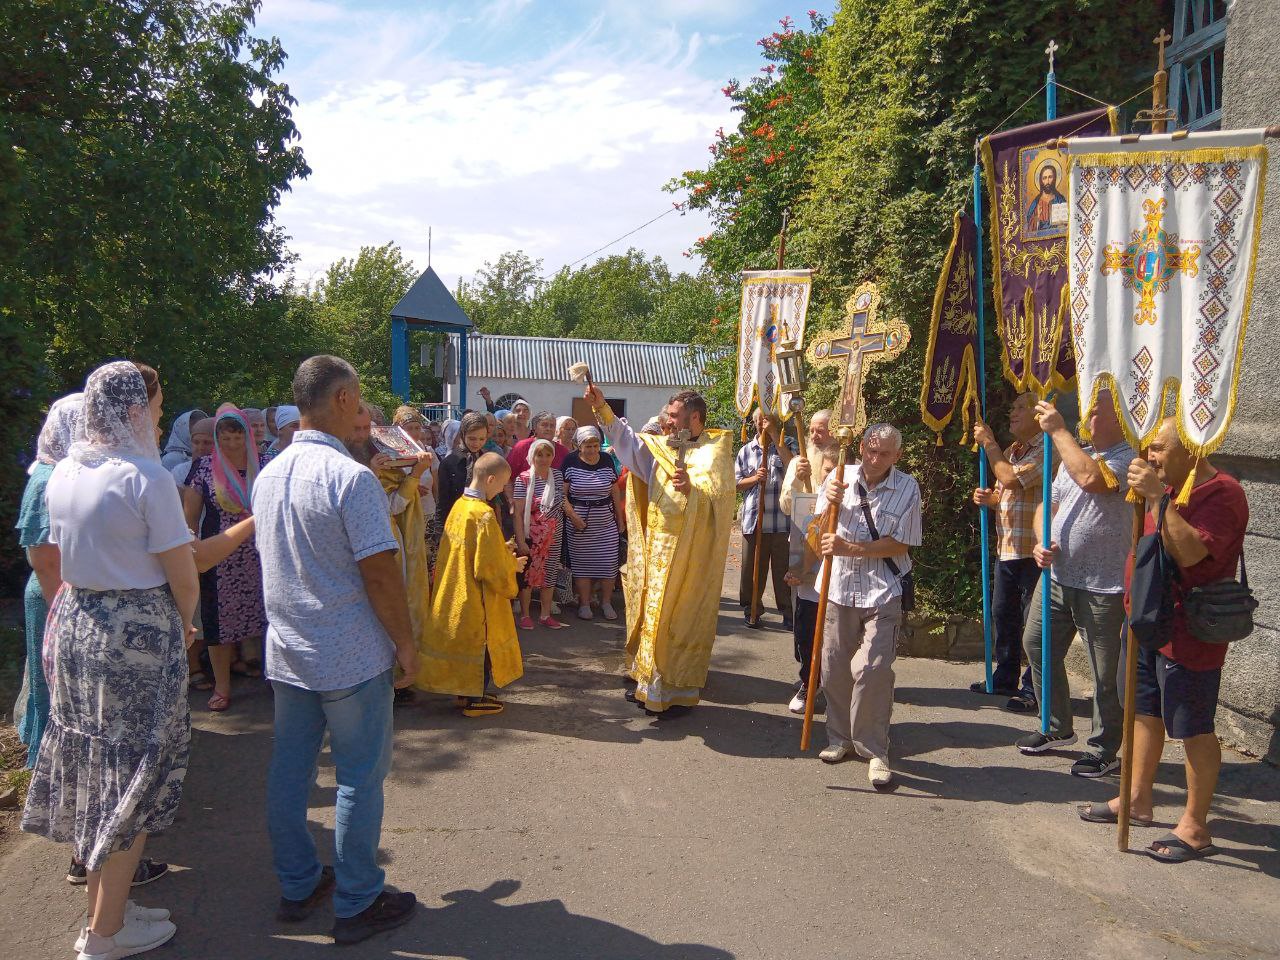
[667,428,696,470]
[1045,40,1058,74]
[806,282,910,434]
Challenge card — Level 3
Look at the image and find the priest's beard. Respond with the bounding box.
[346,438,376,466]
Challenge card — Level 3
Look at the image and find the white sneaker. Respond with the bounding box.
[868,758,893,787]
[788,688,808,714]
[551,602,561,616]
[577,604,594,620]
[819,743,853,764]
[601,603,618,621]
[76,906,172,954]
[78,917,176,960]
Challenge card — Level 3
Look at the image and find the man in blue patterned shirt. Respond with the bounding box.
[253,355,419,946]
[736,409,797,629]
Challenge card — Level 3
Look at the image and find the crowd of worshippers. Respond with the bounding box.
[10,354,1252,959]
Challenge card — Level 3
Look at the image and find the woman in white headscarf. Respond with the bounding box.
[16,393,83,769]
[512,438,568,630]
[160,408,208,470]
[436,418,461,460]
[22,361,197,959]
[555,415,579,452]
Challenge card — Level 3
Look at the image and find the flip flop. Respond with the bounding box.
[208,691,231,712]
[1145,833,1219,863]
[188,671,214,691]
[1077,801,1153,827]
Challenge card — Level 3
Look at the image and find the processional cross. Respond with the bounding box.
[667,428,696,470]
[806,281,910,433]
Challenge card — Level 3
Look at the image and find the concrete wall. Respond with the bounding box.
[1212,0,1280,762]
[452,378,679,426]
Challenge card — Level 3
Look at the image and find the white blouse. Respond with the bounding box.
[48,455,194,591]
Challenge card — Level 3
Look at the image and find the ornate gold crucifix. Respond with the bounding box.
[1101,198,1201,326]
[806,281,910,434]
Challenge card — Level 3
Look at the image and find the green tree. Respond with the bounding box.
[311,243,422,412]
[458,251,544,333]
[0,0,310,590]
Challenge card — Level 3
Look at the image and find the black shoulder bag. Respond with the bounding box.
[1128,495,1178,652]
[1184,551,1257,645]
[856,482,915,613]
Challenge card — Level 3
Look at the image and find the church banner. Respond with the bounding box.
[1066,129,1267,462]
[736,269,813,420]
[981,107,1117,395]
[920,210,979,444]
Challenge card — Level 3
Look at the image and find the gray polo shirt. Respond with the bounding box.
[1049,440,1137,595]
[252,429,399,691]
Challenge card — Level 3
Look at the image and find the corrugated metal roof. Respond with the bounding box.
[466,334,713,387]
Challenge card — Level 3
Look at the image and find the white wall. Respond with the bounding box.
[450,377,678,425]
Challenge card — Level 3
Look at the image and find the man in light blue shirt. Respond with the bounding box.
[1018,390,1135,780]
[252,355,419,946]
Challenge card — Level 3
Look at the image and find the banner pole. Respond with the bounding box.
[972,153,994,694]
[1037,49,1059,736]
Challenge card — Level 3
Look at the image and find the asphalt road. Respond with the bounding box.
[2,552,1278,959]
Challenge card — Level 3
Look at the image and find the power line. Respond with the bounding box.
[559,203,686,271]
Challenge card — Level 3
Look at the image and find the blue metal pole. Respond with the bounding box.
[391,316,409,402]
[973,156,994,694]
[1040,64,1058,736]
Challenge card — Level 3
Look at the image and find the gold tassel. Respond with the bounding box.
[935,432,944,447]
[1175,458,1199,506]
[1126,487,1143,505]
[741,419,748,443]
[1095,456,1120,491]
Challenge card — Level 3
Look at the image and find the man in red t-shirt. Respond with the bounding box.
[1078,418,1248,863]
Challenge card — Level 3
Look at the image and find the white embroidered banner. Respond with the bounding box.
[736,270,813,419]
[1066,129,1267,457]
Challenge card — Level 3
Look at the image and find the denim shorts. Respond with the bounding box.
[1134,644,1222,739]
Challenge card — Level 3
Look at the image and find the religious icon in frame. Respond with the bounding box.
[1019,145,1069,242]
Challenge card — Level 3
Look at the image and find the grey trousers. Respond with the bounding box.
[820,597,901,763]
[1022,578,1125,757]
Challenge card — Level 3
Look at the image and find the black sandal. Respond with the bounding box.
[1146,834,1219,863]
[1077,801,1152,827]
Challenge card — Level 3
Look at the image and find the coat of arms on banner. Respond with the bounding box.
[920,210,979,444]
[736,270,813,420]
[1066,129,1268,459]
[981,108,1117,395]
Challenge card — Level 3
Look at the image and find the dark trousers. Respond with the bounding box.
[793,596,819,686]
[992,557,1037,695]
[739,529,791,615]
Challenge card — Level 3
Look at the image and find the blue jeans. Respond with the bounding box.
[267,669,394,918]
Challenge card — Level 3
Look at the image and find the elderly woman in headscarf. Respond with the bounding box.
[16,393,82,769]
[562,425,622,621]
[182,404,267,711]
[160,408,208,470]
[22,361,197,958]
[266,404,300,459]
[436,418,461,460]
[555,416,579,453]
[513,438,569,630]
[509,399,532,442]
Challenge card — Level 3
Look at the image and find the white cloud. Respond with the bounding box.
[260,1,739,290]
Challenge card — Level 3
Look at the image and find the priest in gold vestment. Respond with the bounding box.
[585,384,735,713]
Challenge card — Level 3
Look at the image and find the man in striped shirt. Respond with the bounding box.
[817,423,922,788]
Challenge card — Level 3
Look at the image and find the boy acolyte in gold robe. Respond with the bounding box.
[417,490,522,698]
[594,397,734,712]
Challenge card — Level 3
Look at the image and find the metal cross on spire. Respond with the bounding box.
[1045,39,1058,73]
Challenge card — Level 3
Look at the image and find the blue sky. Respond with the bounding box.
[254,0,834,289]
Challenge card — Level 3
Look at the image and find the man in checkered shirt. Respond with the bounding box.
[736,409,797,629]
[970,392,1048,713]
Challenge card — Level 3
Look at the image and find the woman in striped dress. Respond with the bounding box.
[563,426,621,620]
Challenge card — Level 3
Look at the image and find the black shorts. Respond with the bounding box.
[1131,642,1222,740]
